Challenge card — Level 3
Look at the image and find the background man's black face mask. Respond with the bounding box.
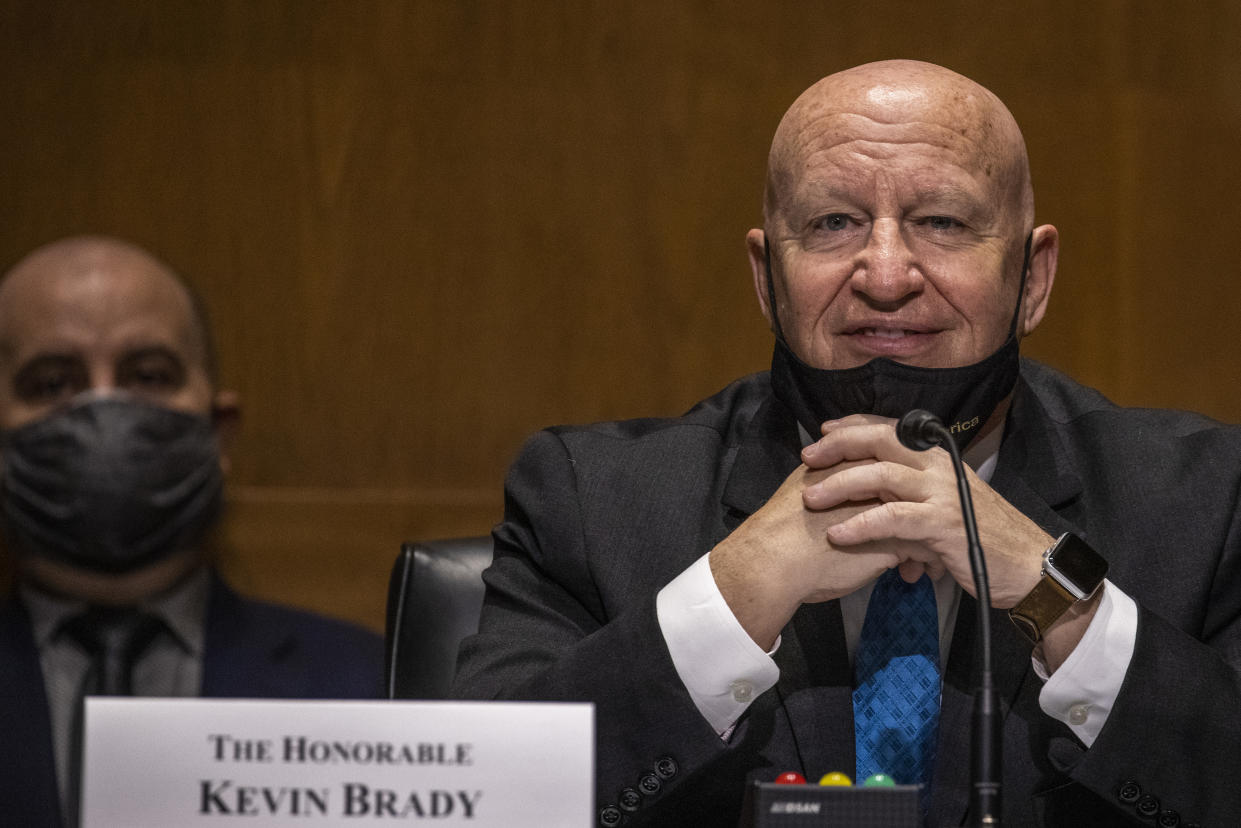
[1,395,224,574]
[766,235,1031,450]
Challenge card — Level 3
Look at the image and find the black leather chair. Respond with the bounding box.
[384,536,494,699]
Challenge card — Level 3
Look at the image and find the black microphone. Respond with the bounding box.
[895,408,943,452]
[896,409,1002,828]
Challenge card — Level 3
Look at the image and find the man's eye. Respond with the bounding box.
[129,368,175,388]
[12,361,86,403]
[121,365,181,391]
[117,350,186,393]
[23,373,73,399]
[923,216,962,231]
[814,214,852,231]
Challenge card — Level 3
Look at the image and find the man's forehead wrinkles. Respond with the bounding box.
[795,119,982,157]
[791,146,982,189]
[837,140,963,165]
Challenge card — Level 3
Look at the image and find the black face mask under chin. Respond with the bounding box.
[766,235,1030,450]
[0,395,224,574]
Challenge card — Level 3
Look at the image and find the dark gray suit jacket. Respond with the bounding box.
[455,359,1241,827]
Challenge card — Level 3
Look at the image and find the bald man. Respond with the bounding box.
[0,236,384,828]
[454,61,1241,827]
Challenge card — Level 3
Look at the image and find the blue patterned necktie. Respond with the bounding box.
[853,569,941,790]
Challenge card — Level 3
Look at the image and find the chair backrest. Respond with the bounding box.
[384,536,494,700]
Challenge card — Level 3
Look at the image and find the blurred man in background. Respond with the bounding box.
[0,235,384,827]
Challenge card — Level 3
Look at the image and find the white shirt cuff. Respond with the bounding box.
[1035,579,1137,746]
[656,552,780,737]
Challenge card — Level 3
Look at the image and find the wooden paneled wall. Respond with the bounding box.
[3,1,1240,632]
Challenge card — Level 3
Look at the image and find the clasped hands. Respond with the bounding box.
[710,414,1053,651]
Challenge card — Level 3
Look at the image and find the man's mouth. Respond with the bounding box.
[855,327,920,339]
[840,325,942,357]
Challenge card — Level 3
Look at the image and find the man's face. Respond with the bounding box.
[753,88,1030,371]
[0,253,214,431]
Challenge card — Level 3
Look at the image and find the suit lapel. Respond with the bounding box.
[775,601,856,777]
[201,576,295,698]
[720,393,803,528]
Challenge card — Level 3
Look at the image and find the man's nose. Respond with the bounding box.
[849,219,924,306]
[88,366,117,395]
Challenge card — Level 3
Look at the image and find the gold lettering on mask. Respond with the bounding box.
[948,416,981,435]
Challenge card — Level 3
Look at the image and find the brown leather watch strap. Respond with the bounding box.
[1008,574,1077,645]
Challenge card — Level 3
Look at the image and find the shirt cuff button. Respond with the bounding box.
[730,679,754,703]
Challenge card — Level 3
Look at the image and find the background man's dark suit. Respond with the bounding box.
[455,358,1241,826]
[0,575,384,828]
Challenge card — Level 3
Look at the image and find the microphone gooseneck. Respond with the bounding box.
[895,409,1002,827]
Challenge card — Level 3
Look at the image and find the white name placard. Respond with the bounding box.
[82,698,593,827]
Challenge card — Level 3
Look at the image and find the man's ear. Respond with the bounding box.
[210,389,241,474]
[1019,224,1059,336]
[746,228,776,330]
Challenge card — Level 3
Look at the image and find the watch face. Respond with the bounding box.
[1046,533,1108,595]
